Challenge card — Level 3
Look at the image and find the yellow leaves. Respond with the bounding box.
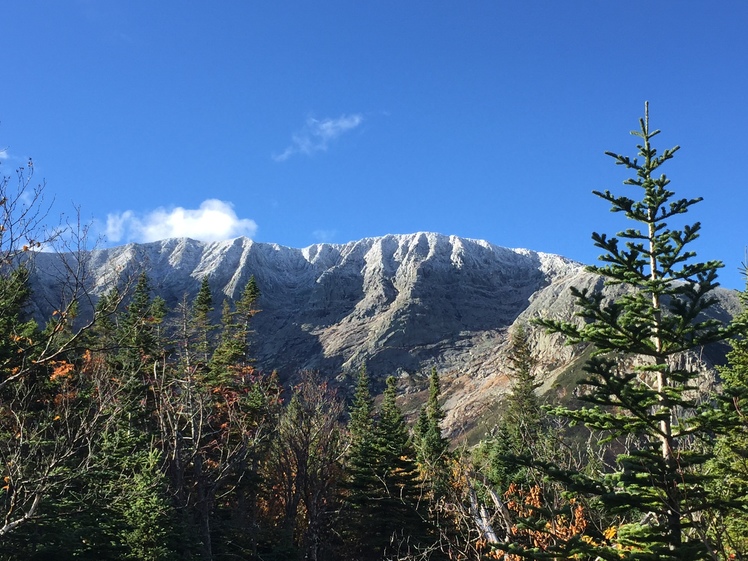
[50,361,74,382]
[80,349,104,375]
[10,333,33,347]
[475,538,504,559]
[48,362,81,403]
[501,484,590,557]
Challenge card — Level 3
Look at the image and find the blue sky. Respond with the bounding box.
[1,2,747,288]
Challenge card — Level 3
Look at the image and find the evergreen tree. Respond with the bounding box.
[235,275,261,366]
[191,276,215,367]
[69,273,178,560]
[475,324,547,491]
[349,364,375,445]
[373,376,429,554]
[207,299,242,384]
[341,370,428,560]
[95,430,179,561]
[209,276,261,382]
[0,264,37,380]
[414,367,451,499]
[504,324,542,441]
[342,366,376,530]
[119,272,162,364]
[706,272,748,557]
[114,272,167,430]
[533,105,728,559]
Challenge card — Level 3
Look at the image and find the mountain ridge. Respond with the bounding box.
[26,232,739,439]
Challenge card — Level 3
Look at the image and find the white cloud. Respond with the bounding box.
[0,149,8,160]
[274,113,363,161]
[105,199,258,243]
[312,229,337,243]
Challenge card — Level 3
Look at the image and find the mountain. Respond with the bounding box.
[26,232,741,440]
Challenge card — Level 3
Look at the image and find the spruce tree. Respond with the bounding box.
[348,364,375,445]
[504,324,542,441]
[0,264,37,379]
[374,376,429,556]
[340,365,378,555]
[414,367,451,499]
[342,370,429,560]
[475,324,547,492]
[120,273,160,360]
[210,276,261,381]
[191,276,215,367]
[533,105,727,559]
[235,275,260,366]
[706,273,748,557]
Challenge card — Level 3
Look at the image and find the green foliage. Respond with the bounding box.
[504,324,542,439]
[7,114,748,559]
[705,275,748,557]
[533,106,729,559]
[121,273,164,361]
[101,431,179,561]
[0,264,38,375]
[191,276,215,366]
[341,371,429,560]
[414,367,452,499]
[209,277,262,383]
[473,324,551,494]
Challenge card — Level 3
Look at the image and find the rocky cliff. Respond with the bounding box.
[26,233,741,440]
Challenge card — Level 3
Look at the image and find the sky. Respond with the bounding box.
[1,2,747,288]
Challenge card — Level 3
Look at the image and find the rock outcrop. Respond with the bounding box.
[26,233,740,439]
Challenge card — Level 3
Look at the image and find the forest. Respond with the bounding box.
[1,110,748,560]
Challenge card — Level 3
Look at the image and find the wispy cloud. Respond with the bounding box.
[274,113,363,162]
[312,229,337,243]
[0,149,8,160]
[105,199,258,244]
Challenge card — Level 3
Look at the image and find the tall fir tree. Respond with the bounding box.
[706,271,748,558]
[209,276,261,382]
[533,104,728,559]
[474,324,547,492]
[373,376,430,556]
[191,276,215,367]
[414,367,451,500]
[342,370,429,560]
[0,264,37,379]
[504,324,542,441]
[341,365,377,545]
[114,272,167,430]
[235,275,261,366]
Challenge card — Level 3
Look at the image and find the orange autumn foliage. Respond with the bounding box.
[491,484,588,560]
[49,361,75,382]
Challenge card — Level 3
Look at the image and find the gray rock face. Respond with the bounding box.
[26,232,740,438]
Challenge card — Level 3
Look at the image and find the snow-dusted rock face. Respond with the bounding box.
[26,233,740,439]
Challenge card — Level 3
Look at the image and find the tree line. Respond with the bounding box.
[1,107,748,559]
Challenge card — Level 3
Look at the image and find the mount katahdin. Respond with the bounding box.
[25,232,740,440]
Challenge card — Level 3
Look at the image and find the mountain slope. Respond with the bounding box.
[27,232,739,438]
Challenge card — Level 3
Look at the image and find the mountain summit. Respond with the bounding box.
[27,232,738,438]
